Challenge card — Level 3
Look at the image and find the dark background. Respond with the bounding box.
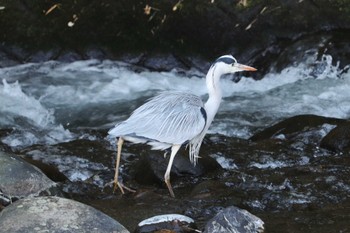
[1,0,350,75]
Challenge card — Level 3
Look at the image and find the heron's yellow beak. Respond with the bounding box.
[234,63,257,72]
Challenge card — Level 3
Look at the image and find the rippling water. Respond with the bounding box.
[0,54,349,149]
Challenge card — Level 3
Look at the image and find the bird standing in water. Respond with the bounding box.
[108,55,257,197]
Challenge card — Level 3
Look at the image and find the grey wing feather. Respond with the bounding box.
[108,91,206,145]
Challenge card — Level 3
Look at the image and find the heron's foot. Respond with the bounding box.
[113,180,125,194]
[113,181,136,194]
[104,180,136,194]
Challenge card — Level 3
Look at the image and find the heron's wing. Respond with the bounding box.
[108,91,206,145]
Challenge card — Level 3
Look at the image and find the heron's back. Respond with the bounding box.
[108,91,206,146]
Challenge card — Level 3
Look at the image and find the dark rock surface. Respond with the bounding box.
[132,150,221,186]
[203,206,264,233]
[0,196,130,233]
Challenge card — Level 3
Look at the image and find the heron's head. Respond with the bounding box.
[212,55,257,75]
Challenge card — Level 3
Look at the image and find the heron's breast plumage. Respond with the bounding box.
[108,91,206,146]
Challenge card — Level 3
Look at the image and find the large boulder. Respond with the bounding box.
[0,196,129,233]
[0,151,56,198]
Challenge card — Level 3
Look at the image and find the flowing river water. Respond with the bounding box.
[0,53,349,232]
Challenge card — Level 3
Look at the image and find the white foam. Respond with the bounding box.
[249,154,310,170]
[0,79,54,127]
[250,160,288,169]
[210,153,238,170]
[0,79,74,148]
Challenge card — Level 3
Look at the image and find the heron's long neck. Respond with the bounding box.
[204,65,223,128]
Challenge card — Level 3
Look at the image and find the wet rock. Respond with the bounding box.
[84,48,110,60]
[22,156,68,182]
[0,45,30,64]
[133,151,220,186]
[118,53,191,73]
[0,50,19,67]
[203,206,264,233]
[0,190,11,208]
[269,32,350,74]
[190,179,232,198]
[0,151,56,199]
[0,196,130,233]
[27,49,61,63]
[320,121,350,153]
[136,214,197,233]
[139,53,189,72]
[119,53,209,74]
[250,114,345,141]
[56,51,84,62]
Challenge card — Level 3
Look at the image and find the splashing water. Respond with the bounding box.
[0,79,74,148]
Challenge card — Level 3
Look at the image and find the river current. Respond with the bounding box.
[1,53,349,149]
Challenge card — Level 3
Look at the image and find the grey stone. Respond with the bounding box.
[0,151,56,198]
[0,196,130,233]
[204,206,264,233]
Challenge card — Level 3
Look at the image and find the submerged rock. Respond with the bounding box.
[203,206,264,233]
[0,151,56,199]
[0,196,130,233]
[133,150,220,186]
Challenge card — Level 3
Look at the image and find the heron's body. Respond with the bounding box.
[108,55,256,197]
[109,92,206,152]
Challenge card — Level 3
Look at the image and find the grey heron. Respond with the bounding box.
[108,55,257,197]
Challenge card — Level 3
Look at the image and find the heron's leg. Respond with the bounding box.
[114,137,125,194]
[164,144,181,198]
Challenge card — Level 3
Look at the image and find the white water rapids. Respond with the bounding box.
[1,54,349,149]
